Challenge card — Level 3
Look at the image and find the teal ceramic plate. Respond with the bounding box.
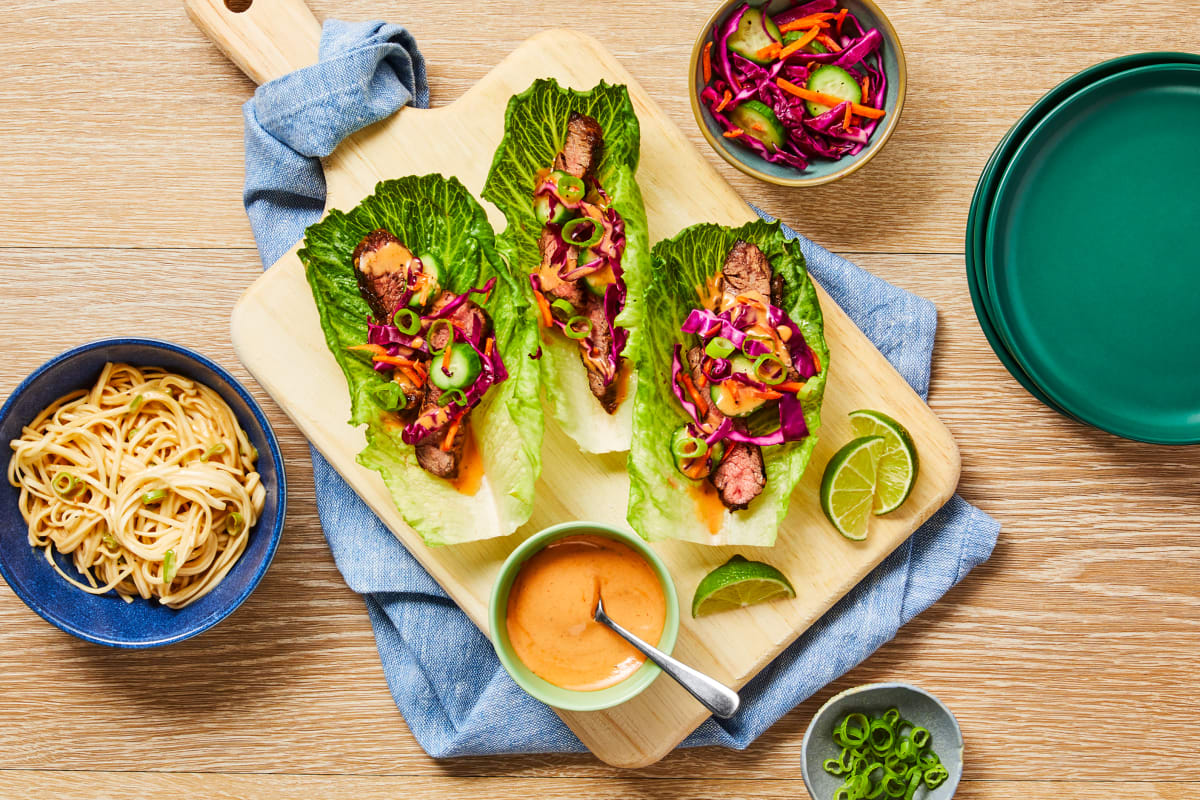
[984,63,1200,444]
[966,53,1200,421]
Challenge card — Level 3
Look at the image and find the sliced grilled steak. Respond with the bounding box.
[711,432,766,510]
[771,273,785,307]
[413,385,468,479]
[537,229,587,305]
[722,240,772,299]
[583,297,619,414]
[353,229,415,323]
[553,112,604,179]
[429,292,491,349]
[687,346,725,428]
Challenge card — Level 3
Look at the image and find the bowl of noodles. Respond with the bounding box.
[0,338,286,647]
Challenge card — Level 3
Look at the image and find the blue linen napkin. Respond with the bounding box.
[242,20,999,758]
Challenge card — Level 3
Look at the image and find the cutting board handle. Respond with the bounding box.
[184,0,321,85]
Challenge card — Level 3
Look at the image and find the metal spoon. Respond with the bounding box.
[593,594,740,719]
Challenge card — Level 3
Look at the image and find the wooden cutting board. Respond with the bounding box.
[186,0,960,767]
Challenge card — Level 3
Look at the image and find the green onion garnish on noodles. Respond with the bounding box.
[141,488,166,504]
[102,533,119,549]
[393,307,421,335]
[163,549,176,584]
[128,394,144,414]
[705,336,735,359]
[225,512,244,535]
[824,708,946,800]
[52,472,81,497]
[200,442,226,462]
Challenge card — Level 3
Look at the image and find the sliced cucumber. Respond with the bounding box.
[430,342,482,391]
[727,7,782,66]
[805,64,861,116]
[710,381,768,418]
[533,194,571,227]
[670,425,724,478]
[408,252,445,308]
[728,100,786,152]
[583,261,616,296]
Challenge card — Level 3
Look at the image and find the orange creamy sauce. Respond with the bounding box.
[449,428,483,496]
[505,534,666,691]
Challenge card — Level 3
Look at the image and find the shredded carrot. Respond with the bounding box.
[532,289,553,327]
[398,365,424,387]
[779,13,836,32]
[816,33,842,52]
[349,343,388,357]
[723,127,745,138]
[715,88,732,112]
[861,75,870,105]
[441,417,461,452]
[778,26,821,59]
[835,8,848,35]
[755,42,781,61]
[702,41,713,84]
[776,380,807,393]
[372,354,419,368]
[442,340,454,372]
[684,460,710,480]
[484,337,494,357]
[754,388,783,400]
[776,78,886,119]
[679,373,709,417]
[843,101,854,130]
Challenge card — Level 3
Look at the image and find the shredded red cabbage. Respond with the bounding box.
[703,2,887,169]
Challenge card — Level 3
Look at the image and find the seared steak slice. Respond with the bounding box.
[722,240,772,299]
[429,292,491,348]
[553,112,604,179]
[711,432,766,510]
[771,273,785,307]
[583,297,619,414]
[537,229,587,306]
[413,385,468,479]
[353,229,415,322]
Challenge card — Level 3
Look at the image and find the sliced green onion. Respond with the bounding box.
[393,307,421,335]
[128,426,141,441]
[102,533,119,549]
[868,719,895,753]
[564,315,592,340]
[141,488,166,504]
[672,435,706,459]
[753,353,787,385]
[555,173,585,203]
[427,319,454,353]
[882,708,901,726]
[52,472,81,497]
[128,394,144,414]
[903,770,922,800]
[370,381,407,412]
[923,764,949,789]
[561,216,603,248]
[826,709,944,800]
[438,388,467,407]
[705,336,735,359]
[225,512,245,535]
[909,727,930,750]
[200,442,226,462]
[163,549,176,584]
[550,298,574,317]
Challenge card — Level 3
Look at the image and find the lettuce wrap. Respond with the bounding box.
[483,79,650,454]
[299,174,543,546]
[627,220,829,546]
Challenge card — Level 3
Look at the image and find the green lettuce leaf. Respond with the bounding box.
[299,174,543,546]
[482,79,650,454]
[626,220,829,546]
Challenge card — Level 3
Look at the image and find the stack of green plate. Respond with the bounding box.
[967,52,1200,445]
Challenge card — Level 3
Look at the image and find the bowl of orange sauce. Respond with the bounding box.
[489,521,680,712]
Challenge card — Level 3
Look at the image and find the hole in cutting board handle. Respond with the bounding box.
[224,0,252,12]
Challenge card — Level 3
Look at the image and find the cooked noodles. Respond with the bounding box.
[6,363,266,609]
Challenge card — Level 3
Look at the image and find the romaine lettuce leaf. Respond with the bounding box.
[626,220,829,546]
[483,79,649,454]
[299,174,542,546]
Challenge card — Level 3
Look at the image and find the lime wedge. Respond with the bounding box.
[692,555,796,617]
[849,409,919,515]
[820,436,885,540]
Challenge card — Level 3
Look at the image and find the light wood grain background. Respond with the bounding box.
[0,1,1197,798]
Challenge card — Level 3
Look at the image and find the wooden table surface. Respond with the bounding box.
[1,1,1197,798]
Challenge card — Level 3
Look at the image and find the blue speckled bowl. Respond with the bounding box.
[802,682,964,799]
[0,339,286,648]
[690,0,906,187]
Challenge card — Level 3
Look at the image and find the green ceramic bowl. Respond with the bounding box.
[690,0,906,187]
[488,521,680,712]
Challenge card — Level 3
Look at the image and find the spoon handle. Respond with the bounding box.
[597,606,740,719]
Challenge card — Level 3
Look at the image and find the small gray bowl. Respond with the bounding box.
[802,682,964,799]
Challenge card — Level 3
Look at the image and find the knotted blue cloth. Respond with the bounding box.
[242,19,999,758]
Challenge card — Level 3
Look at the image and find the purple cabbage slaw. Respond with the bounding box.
[670,294,818,448]
[701,0,887,168]
[361,277,509,445]
[530,174,629,386]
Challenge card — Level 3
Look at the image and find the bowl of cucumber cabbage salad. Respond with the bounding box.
[691,0,906,186]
